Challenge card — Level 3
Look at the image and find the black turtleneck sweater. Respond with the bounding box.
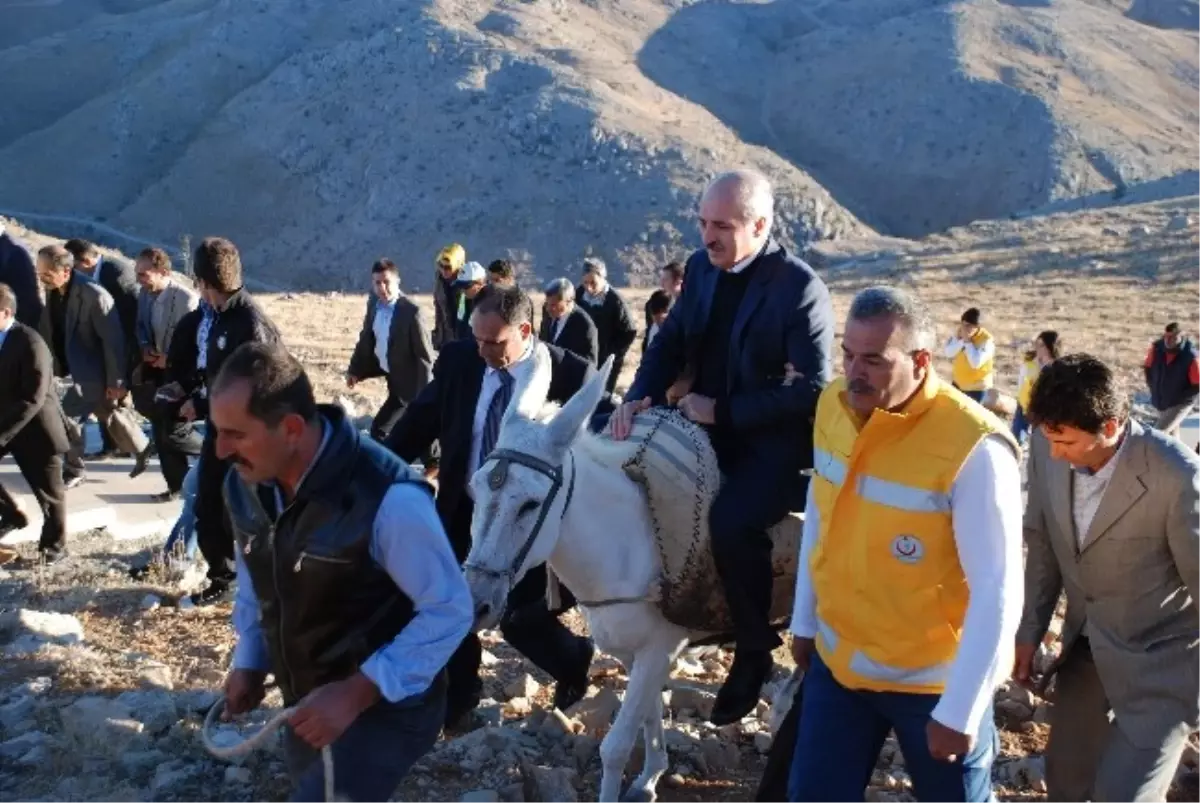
[691,262,755,448]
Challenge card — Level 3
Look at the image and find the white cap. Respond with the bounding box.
[456,261,487,284]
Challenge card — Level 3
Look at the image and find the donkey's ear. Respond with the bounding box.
[507,341,553,423]
[547,355,613,450]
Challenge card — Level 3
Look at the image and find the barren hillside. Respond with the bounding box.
[1,0,1196,290]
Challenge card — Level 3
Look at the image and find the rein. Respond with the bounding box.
[466,444,656,610]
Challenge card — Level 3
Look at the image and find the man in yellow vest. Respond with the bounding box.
[944,307,995,402]
[788,286,1023,801]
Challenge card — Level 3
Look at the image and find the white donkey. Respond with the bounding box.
[465,350,706,802]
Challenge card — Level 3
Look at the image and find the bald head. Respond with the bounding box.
[699,169,774,269]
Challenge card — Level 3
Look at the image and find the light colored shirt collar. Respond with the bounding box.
[1074,424,1129,478]
[486,337,535,379]
[728,241,768,274]
[581,285,607,306]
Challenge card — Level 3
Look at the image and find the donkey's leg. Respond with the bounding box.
[623,687,668,802]
[599,646,671,802]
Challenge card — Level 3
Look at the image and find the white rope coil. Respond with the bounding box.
[202,697,336,801]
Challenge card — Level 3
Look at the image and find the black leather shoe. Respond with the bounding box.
[178,582,234,609]
[710,649,773,725]
[554,638,595,712]
[130,445,153,479]
[0,513,29,540]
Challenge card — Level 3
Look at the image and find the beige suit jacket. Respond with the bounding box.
[1019,421,1199,748]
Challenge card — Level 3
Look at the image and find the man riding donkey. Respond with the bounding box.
[610,168,835,724]
[788,286,1024,801]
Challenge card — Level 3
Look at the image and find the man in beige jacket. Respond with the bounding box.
[1017,354,1199,801]
[133,248,200,499]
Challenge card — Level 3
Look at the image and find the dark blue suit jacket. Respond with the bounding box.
[626,239,834,497]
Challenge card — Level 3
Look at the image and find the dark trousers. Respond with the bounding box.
[708,447,794,652]
[284,673,446,802]
[789,654,997,802]
[193,426,235,584]
[132,374,203,493]
[154,414,201,492]
[0,448,66,553]
[441,499,589,719]
[369,393,408,442]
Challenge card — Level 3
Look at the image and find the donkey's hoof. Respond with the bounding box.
[620,786,657,803]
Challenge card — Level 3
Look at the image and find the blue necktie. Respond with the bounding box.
[479,368,514,465]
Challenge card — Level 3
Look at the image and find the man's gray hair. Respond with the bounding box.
[544,277,575,301]
[705,169,775,229]
[849,286,936,352]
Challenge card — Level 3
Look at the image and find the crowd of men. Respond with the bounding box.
[0,165,1195,803]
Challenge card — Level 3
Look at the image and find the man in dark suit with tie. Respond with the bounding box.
[610,169,835,724]
[385,286,607,728]
[346,259,436,441]
[0,284,70,564]
[538,278,599,365]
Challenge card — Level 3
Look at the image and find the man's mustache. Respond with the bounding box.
[848,379,874,395]
[705,242,722,251]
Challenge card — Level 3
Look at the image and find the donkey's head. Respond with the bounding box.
[465,350,613,629]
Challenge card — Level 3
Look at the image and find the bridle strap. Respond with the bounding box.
[464,447,576,582]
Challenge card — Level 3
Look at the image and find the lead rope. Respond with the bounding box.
[202,698,336,802]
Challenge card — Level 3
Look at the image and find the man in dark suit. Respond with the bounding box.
[0,284,70,564]
[385,286,607,728]
[65,239,141,457]
[36,245,151,485]
[0,224,43,329]
[611,169,835,724]
[346,259,435,441]
[538,278,599,365]
[578,257,637,394]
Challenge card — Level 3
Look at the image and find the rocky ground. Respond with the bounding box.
[0,528,1196,802]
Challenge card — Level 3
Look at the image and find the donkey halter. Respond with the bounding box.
[464,447,576,583]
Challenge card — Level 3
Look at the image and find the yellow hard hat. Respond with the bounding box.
[437,243,466,272]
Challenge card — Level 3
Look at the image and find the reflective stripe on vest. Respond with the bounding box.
[816,616,952,688]
[814,448,952,514]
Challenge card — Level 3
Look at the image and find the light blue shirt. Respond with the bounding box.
[372,298,397,374]
[0,317,12,352]
[231,423,473,703]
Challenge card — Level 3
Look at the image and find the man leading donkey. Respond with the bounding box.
[610,169,835,724]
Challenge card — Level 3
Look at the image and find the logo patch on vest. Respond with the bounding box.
[891,534,924,564]
[217,334,227,350]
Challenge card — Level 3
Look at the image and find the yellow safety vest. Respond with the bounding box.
[951,327,994,391]
[1016,358,1039,411]
[809,373,1017,694]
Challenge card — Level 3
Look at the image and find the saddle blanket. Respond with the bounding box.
[595,408,801,633]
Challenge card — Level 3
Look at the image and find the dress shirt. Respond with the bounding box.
[551,314,566,343]
[231,421,473,703]
[372,297,397,374]
[1072,428,1130,549]
[791,434,1023,735]
[0,316,11,352]
[466,338,542,490]
[943,335,995,369]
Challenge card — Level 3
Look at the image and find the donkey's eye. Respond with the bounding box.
[517,500,539,518]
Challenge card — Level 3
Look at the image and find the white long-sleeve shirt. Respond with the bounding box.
[944,335,995,369]
[790,434,1024,735]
